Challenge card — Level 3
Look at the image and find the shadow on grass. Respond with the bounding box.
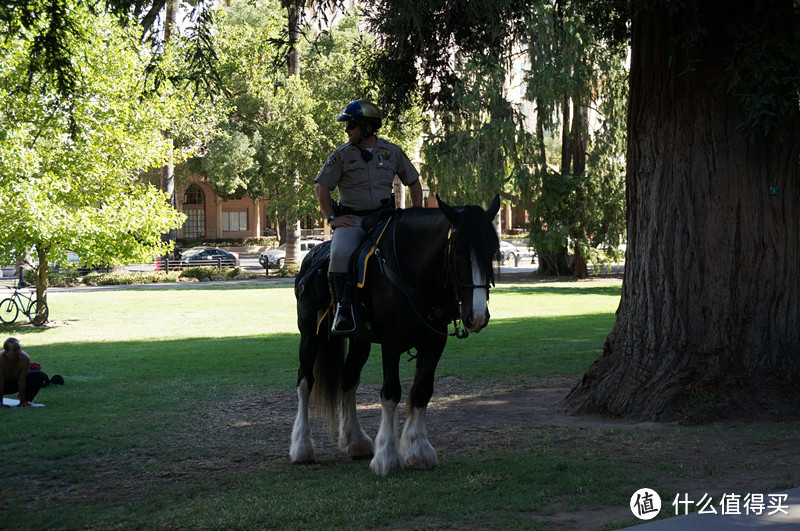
[14,305,614,393]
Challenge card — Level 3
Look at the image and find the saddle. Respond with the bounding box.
[296,207,457,337]
[294,208,395,336]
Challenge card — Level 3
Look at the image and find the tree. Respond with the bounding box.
[1,0,222,113]
[421,59,536,208]
[197,2,422,245]
[366,0,800,420]
[564,0,800,420]
[522,1,627,276]
[0,6,186,307]
[196,1,348,243]
[379,1,627,276]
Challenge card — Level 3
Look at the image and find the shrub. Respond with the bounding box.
[179,266,219,281]
[225,267,243,279]
[82,271,180,286]
[274,264,300,277]
[46,269,82,287]
[178,266,250,281]
[20,268,80,287]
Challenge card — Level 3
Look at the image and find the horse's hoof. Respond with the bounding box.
[289,441,316,464]
[346,438,375,460]
[400,436,438,471]
[370,451,404,475]
[404,456,437,471]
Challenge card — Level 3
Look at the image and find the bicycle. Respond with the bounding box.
[0,286,49,326]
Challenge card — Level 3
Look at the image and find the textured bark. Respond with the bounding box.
[565,1,800,421]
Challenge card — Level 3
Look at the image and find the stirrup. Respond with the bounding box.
[332,303,356,335]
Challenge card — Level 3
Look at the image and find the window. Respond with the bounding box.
[222,211,248,232]
[183,209,205,238]
[184,184,204,205]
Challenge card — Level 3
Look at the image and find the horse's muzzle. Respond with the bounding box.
[466,309,490,333]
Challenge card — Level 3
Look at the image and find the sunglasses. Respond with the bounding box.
[345,121,360,131]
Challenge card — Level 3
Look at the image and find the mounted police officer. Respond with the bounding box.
[315,100,423,334]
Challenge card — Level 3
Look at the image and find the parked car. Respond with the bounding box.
[496,241,532,267]
[259,239,323,269]
[155,246,240,270]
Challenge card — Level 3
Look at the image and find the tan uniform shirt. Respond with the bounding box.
[315,138,419,212]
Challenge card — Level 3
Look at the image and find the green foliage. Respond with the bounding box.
[192,3,424,224]
[520,1,628,272]
[80,271,181,286]
[364,0,527,117]
[179,266,246,281]
[0,1,222,113]
[0,5,186,296]
[274,264,301,277]
[39,269,81,288]
[419,1,627,273]
[423,59,536,206]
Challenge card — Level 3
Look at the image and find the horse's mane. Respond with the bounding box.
[450,205,500,286]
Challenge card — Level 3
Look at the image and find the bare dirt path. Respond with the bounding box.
[215,375,799,529]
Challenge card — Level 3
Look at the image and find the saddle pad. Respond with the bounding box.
[355,216,393,289]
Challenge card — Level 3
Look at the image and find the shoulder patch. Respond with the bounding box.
[325,153,338,167]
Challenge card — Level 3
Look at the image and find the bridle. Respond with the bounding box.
[445,227,493,295]
[444,228,494,338]
[386,215,492,339]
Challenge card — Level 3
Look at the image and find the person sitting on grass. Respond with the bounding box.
[1,337,47,408]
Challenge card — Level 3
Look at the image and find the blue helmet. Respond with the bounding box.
[336,100,382,130]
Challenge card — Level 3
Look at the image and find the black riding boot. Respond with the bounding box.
[329,272,355,335]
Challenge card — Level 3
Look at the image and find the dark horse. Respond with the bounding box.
[290,195,500,474]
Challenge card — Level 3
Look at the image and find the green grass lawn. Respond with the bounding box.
[2,279,797,530]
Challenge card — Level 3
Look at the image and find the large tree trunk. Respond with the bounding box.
[283,2,302,266]
[160,2,177,243]
[571,98,588,279]
[565,1,800,421]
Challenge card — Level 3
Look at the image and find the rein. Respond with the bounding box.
[385,214,490,339]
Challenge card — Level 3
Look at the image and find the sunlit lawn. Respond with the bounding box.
[1,278,636,530]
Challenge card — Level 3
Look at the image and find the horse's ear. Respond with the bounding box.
[437,194,460,225]
[486,195,501,221]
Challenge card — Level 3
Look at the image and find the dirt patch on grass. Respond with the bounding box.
[36,375,796,529]
[209,376,800,529]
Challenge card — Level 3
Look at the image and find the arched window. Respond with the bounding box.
[184,183,204,205]
[182,184,206,238]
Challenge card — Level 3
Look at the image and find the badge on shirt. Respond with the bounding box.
[380,151,391,161]
[326,153,338,167]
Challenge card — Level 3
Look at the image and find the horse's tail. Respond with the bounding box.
[310,332,344,437]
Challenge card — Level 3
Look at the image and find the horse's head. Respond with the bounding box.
[438,195,501,333]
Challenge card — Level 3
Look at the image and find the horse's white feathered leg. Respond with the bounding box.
[290,378,315,463]
[399,405,438,470]
[370,397,403,474]
[338,385,374,458]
